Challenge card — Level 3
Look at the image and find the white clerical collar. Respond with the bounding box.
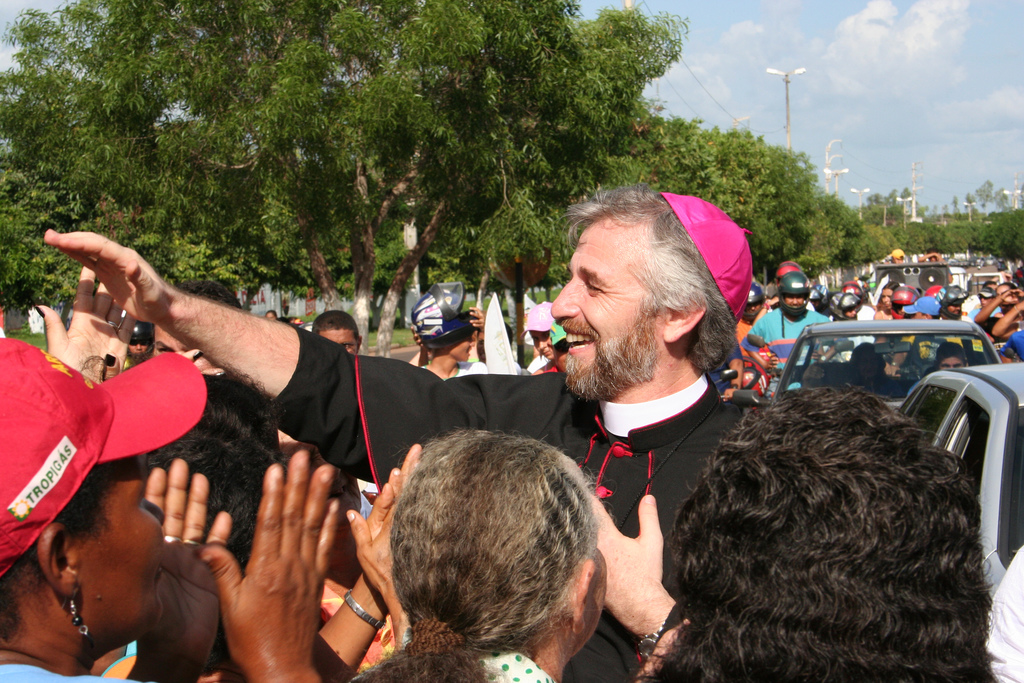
[599,375,709,437]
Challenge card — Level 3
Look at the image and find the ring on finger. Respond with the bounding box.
[183,539,200,546]
[107,309,127,331]
[164,535,183,543]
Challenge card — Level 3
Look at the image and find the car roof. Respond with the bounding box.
[798,319,987,336]
[937,364,1024,401]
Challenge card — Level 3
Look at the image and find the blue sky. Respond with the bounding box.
[575,0,1024,214]
[1,0,1020,214]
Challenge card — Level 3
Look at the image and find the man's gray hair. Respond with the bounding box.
[566,184,737,373]
[390,430,597,654]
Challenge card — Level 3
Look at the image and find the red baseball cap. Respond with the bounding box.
[0,340,207,577]
[661,193,753,320]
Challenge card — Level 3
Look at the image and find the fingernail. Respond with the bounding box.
[192,351,204,361]
[105,354,116,367]
[346,510,357,522]
[33,306,43,318]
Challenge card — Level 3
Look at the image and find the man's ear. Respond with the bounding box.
[35,523,79,596]
[570,555,606,636]
[661,307,705,345]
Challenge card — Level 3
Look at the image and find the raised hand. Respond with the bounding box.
[131,460,233,683]
[44,230,175,326]
[348,444,422,641]
[39,265,135,382]
[201,451,339,683]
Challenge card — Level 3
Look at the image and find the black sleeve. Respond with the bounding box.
[276,330,579,485]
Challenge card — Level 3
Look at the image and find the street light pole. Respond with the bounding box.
[964,201,976,222]
[831,168,849,197]
[824,139,842,193]
[851,187,870,219]
[766,67,806,150]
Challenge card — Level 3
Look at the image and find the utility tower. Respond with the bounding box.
[911,162,923,222]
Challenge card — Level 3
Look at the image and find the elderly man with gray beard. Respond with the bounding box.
[45,183,752,683]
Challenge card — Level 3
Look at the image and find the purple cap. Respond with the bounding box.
[905,296,940,317]
[524,302,555,333]
[661,194,753,320]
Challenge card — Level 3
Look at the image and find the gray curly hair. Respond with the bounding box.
[390,430,597,654]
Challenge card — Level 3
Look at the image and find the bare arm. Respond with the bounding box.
[44,230,300,395]
[992,304,1024,340]
[973,294,1004,326]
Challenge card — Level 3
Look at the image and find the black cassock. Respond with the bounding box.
[277,330,740,683]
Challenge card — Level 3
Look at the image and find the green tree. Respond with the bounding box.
[0,0,681,355]
[979,210,1024,260]
[976,180,995,211]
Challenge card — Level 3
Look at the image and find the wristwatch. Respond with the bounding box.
[638,618,672,662]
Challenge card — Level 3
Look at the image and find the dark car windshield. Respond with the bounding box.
[779,332,999,401]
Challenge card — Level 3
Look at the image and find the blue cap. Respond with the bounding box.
[905,296,940,317]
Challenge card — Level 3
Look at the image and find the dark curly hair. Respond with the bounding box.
[641,388,993,683]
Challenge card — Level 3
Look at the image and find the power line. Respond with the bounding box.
[678,56,735,121]
[660,77,704,120]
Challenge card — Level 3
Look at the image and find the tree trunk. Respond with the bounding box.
[299,212,341,311]
[476,270,490,309]
[376,201,448,358]
[350,161,421,354]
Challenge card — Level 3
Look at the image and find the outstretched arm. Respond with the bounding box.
[44,230,300,395]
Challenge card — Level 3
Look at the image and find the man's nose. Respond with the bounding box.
[551,280,579,320]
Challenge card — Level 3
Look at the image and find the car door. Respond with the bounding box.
[904,373,1016,588]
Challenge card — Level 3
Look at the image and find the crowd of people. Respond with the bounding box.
[0,183,1016,682]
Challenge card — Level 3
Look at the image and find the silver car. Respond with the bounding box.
[902,364,1023,589]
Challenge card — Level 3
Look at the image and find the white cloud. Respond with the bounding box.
[820,0,971,98]
[930,85,1024,133]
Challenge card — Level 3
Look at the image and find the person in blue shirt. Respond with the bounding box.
[747,271,828,368]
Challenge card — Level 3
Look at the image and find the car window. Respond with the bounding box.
[946,398,989,496]
[1007,415,1024,558]
[781,332,996,401]
[903,385,958,439]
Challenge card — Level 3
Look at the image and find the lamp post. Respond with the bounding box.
[766,67,806,150]
[896,197,911,227]
[824,139,842,193]
[850,187,870,219]
[964,201,976,222]
[831,168,849,197]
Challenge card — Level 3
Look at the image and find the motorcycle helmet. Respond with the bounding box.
[778,271,811,317]
[129,321,154,347]
[939,285,967,320]
[891,286,918,320]
[809,284,830,314]
[829,291,861,320]
[775,261,803,281]
[744,282,765,322]
[841,280,865,301]
[412,282,475,349]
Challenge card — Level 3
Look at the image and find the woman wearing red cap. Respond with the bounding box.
[0,341,339,683]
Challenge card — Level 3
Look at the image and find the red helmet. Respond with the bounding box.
[841,280,865,300]
[891,286,918,319]
[925,285,944,298]
[775,261,803,281]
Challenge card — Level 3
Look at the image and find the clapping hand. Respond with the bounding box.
[131,460,232,683]
[201,450,339,683]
